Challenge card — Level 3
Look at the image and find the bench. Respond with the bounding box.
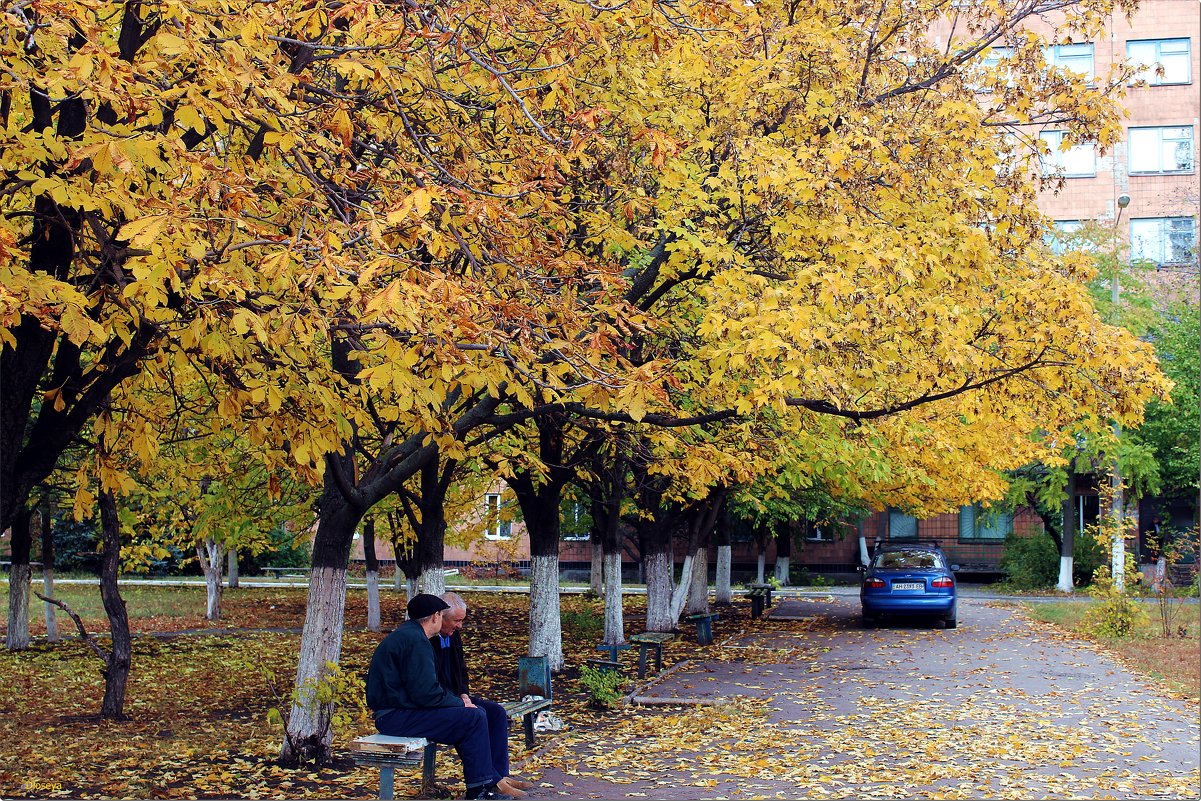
[747,586,772,619]
[748,582,773,606]
[584,658,623,674]
[685,612,720,646]
[594,642,631,663]
[627,632,674,678]
[353,656,554,799]
[262,566,311,578]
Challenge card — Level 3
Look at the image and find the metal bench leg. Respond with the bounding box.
[751,596,764,618]
[654,644,663,673]
[637,645,648,679]
[379,765,394,801]
[421,743,437,793]
[523,712,536,748]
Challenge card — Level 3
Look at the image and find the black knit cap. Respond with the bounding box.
[407,593,450,620]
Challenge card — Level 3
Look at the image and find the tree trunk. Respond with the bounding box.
[39,497,58,642]
[1058,470,1077,593]
[774,524,792,586]
[756,551,766,584]
[227,549,239,589]
[280,488,361,765]
[589,537,604,596]
[197,538,224,621]
[644,546,675,633]
[602,550,624,645]
[684,547,709,615]
[516,482,564,670]
[6,506,32,650]
[669,553,693,622]
[715,545,732,605]
[714,511,732,605]
[363,517,381,632]
[98,491,131,720]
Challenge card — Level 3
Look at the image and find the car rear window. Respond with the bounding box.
[874,549,944,570]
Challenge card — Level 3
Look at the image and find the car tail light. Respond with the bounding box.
[864,578,886,588]
[931,577,954,588]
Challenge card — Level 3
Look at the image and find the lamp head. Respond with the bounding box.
[1117,193,1131,209]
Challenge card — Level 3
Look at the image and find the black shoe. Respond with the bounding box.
[465,784,514,800]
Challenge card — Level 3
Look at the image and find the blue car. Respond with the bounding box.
[860,543,958,629]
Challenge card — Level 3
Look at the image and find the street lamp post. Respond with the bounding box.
[1110,193,1131,592]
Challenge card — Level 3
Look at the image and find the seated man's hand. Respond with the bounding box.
[461,694,476,708]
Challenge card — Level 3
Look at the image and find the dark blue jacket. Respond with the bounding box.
[366,620,463,712]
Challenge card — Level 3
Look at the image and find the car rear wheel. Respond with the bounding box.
[943,613,957,629]
[862,614,877,629]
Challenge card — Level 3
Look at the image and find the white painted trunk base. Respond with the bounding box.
[602,552,624,645]
[227,550,240,589]
[858,536,870,567]
[1057,556,1075,593]
[774,556,790,586]
[199,540,224,621]
[685,549,709,615]
[43,567,59,642]
[529,555,563,670]
[6,564,31,650]
[366,569,381,632]
[669,555,693,623]
[418,570,446,596]
[756,552,766,584]
[715,546,732,605]
[281,565,348,762]
[644,551,675,632]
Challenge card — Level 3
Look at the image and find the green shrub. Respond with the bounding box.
[999,533,1059,590]
[577,664,627,708]
[561,607,604,640]
[1083,567,1149,637]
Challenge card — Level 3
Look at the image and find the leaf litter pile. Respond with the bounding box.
[2,588,1199,799]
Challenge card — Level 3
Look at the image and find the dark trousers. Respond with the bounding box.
[472,696,509,782]
[376,705,493,788]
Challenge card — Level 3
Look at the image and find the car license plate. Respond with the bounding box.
[892,582,924,591]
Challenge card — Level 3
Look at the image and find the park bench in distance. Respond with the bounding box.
[747,585,773,619]
[350,655,553,800]
[627,632,674,678]
[685,612,719,646]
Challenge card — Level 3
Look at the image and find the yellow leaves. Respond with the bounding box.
[386,188,435,225]
[117,215,169,249]
[328,108,353,150]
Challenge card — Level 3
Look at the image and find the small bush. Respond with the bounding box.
[999,532,1059,590]
[577,664,627,708]
[1084,567,1149,637]
[562,607,604,640]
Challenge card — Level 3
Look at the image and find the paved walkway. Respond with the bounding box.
[516,597,1200,799]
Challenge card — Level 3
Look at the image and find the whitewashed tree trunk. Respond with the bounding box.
[644,550,675,632]
[282,565,348,762]
[669,554,694,623]
[227,550,239,588]
[6,564,31,650]
[366,568,381,632]
[858,535,870,567]
[196,539,224,621]
[756,551,766,584]
[528,554,563,670]
[774,555,790,586]
[42,565,58,642]
[602,551,624,645]
[393,564,405,591]
[417,569,446,596]
[1057,557,1075,593]
[715,545,732,605]
[590,540,604,595]
[685,548,709,615]
[1111,464,1126,592]
[406,576,417,611]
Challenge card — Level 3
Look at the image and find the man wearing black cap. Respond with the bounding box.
[366,593,511,800]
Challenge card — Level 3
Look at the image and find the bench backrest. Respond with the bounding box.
[518,655,551,701]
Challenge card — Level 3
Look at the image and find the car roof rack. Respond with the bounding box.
[873,539,942,553]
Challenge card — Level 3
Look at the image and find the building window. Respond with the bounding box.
[958,505,1011,540]
[806,523,835,542]
[1039,130,1096,177]
[1130,217,1197,266]
[976,45,1015,90]
[1046,43,1094,83]
[561,500,590,541]
[888,509,918,540]
[1129,126,1195,174]
[484,493,512,540]
[1127,38,1191,86]
[1047,220,1089,255]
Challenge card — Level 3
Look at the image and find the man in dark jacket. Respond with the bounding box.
[366,593,510,800]
[432,593,533,798]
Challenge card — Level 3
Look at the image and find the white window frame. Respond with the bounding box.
[1130,217,1198,266]
[484,493,512,540]
[1046,43,1095,83]
[1127,38,1192,86]
[1128,126,1195,174]
[1039,130,1096,178]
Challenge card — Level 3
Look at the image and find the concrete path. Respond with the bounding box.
[518,597,1200,799]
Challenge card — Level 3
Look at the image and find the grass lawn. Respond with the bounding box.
[1022,600,1201,700]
